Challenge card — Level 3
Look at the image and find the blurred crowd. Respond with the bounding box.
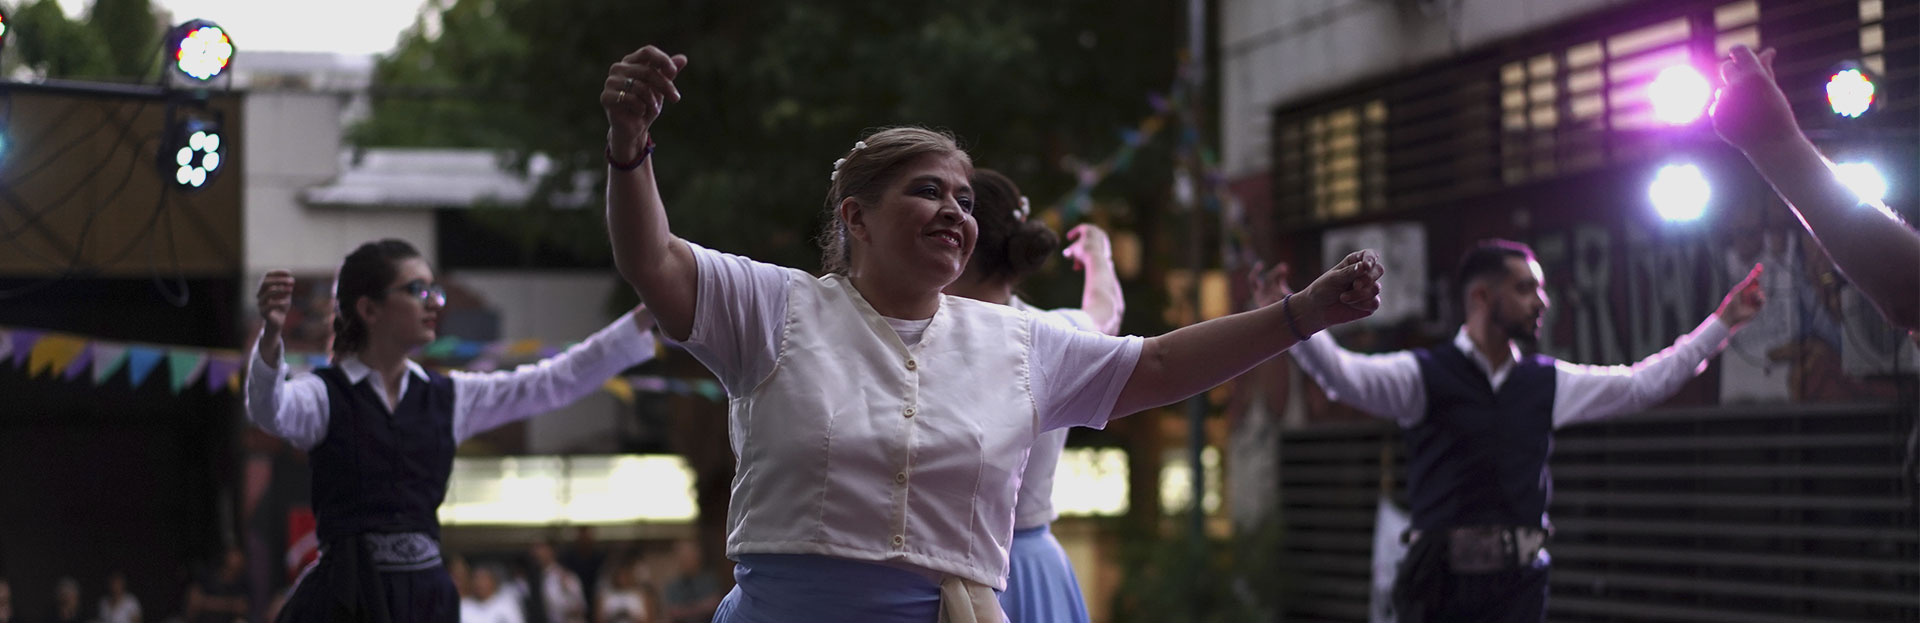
[0,530,723,623]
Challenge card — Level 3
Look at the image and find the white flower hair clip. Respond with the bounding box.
[1013,196,1032,221]
[829,141,870,181]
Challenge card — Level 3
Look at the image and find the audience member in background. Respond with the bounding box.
[52,577,83,623]
[532,541,588,623]
[660,538,721,623]
[561,527,608,613]
[97,571,142,623]
[659,541,720,623]
[461,565,526,623]
[185,548,248,623]
[448,556,474,600]
[596,558,653,623]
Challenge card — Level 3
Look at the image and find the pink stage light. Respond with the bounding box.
[1649,65,1711,125]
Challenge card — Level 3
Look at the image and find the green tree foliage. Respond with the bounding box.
[87,0,158,79]
[5,0,164,80]
[9,0,115,79]
[353,0,1181,275]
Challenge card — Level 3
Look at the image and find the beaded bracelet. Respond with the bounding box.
[607,136,657,171]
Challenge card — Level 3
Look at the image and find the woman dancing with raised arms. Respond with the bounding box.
[602,45,1383,623]
[246,239,657,622]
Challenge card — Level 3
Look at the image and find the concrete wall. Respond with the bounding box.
[449,270,635,455]
[1220,0,1641,178]
[241,91,436,276]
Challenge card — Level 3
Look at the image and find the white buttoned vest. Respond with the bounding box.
[725,273,1042,589]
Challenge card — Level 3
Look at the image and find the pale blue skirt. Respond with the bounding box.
[714,554,949,623]
[999,525,1090,623]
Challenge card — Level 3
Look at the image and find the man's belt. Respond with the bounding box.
[1404,525,1548,574]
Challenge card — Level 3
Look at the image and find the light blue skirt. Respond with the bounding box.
[713,554,947,623]
[999,525,1090,623]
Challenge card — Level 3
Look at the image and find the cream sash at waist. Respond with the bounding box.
[937,575,1007,623]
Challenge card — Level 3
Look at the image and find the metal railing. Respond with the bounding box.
[1275,402,1919,622]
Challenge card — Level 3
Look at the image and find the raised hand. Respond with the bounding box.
[257,270,294,335]
[1293,250,1384,332]
[1062,224,1113,273]
[1248,260,1291,308]
[603,46,689,159]
[1715,263,1768,327]
[1710,45,1799,153]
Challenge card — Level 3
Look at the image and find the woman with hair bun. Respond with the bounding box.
[245,239,657,622]
[944,168,1119,623]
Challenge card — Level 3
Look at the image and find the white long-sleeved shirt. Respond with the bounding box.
[244,311,656,450]
[1289,317,1732,428]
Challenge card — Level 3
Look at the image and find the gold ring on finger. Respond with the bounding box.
[617,90,626,104]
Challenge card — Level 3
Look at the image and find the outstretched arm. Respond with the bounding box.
[450,307,658,442]
[605,45,700,340]
[1112,250,1384,416]
[1554,265,1765,427]
[1712,45,1920,331]
[1063,224,1125,335]
[1251,260,1425,424]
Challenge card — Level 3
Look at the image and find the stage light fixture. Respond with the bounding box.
[1833,161,1887,204]
[168,19,235,82]
[159,113,225,191]
[1825,67,1875,118]
[1649,65,1711,125]
[1649,163,1710,221]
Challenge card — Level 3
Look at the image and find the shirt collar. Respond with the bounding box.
[1451,326,1520,378]
[336,355,429,385]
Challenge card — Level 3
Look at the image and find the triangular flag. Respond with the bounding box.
[423,336,460,359]
[61,342,95,381]
[602,377,635,405]
[204,355,242,394]
[93,343,129,385]
[9,329,43,368]
[124,346,166,389]
[29,335,87,378]
[168,349,209,394]
[452,341,485,359]
[506,338,543,358]
[693,379,724,402]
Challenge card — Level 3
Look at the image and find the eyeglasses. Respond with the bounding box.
[391,279,447,306]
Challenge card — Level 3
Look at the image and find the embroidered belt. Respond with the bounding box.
[362,532,442,572]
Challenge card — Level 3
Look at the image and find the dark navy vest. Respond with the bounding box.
[1406,344,1557,531]
[310,367,457,543]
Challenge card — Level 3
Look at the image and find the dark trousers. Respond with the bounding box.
[1393,534,1550,623]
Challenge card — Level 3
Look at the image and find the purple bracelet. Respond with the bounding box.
[1281,294,1311,341]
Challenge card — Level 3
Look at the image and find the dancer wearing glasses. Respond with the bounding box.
[246,239,658,623]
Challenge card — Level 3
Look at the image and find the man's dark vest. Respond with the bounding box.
[1406,345,1557,530]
